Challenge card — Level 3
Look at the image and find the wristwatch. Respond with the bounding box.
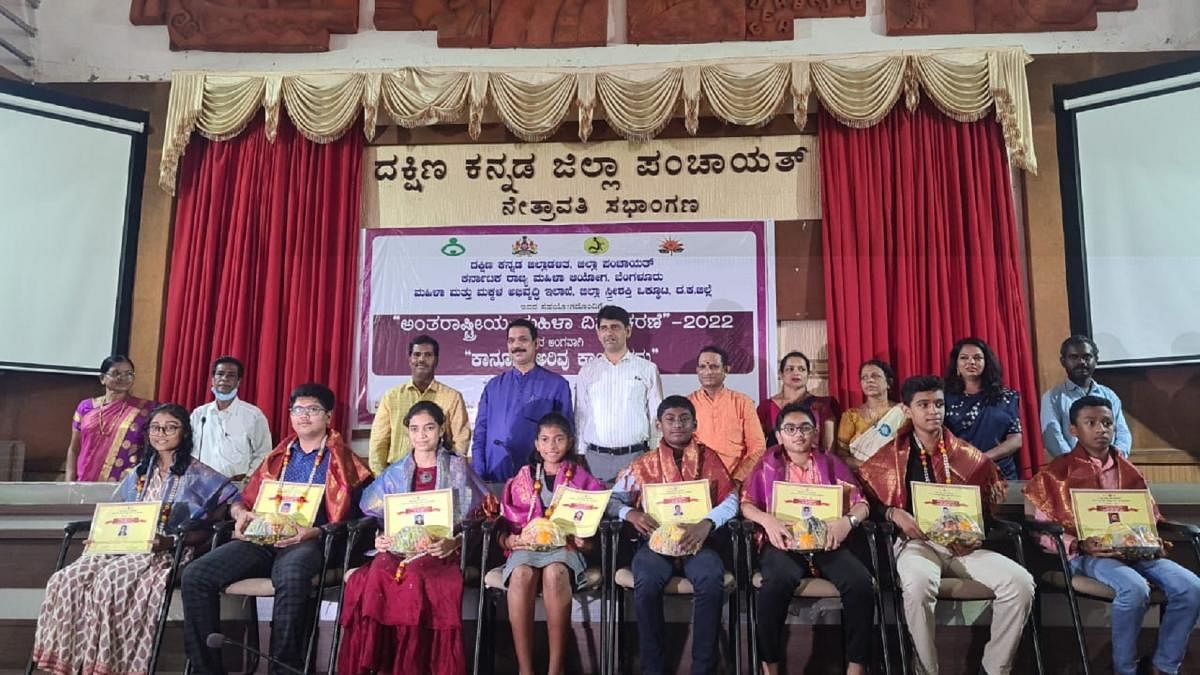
[847,514,861,529]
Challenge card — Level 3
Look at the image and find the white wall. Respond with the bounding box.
[23,0,1200,83]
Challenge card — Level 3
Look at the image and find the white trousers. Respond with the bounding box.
[895,539,1035,675]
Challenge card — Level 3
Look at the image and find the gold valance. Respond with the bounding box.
[160,47,1036,194]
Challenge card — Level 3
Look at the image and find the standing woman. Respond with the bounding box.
[499,413,606,675]
[756,351,840,452]
[338,401,492,675]
[32,403,238,675]
[944,337,1024,480]
[835,360,902,467]
[66,355,156,482]
[742,402,874,675]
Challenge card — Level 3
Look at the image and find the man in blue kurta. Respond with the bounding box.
[471,318,573,481]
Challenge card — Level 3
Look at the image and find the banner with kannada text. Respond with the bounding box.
[356,222,776,425]
[365,135,819,227]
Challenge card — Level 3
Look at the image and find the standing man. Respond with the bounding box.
[472,318,573,482]
[1040,335,1133,458]
[190,356,272,481]
[369,335,471,474]
[688,345,766,482]
[575,305,663,483]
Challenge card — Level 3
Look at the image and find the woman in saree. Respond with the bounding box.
[32,403,238,675]
[943,337,1024,480]
[499,413,605,675]
[338,401,491,675]
[741,402,874,675]
[835,359,905,468]
[756,351,841,452]
[66,355,156,482]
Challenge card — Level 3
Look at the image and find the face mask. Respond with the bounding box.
[212,387,238,402]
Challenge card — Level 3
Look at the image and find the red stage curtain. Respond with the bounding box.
[819,103,1044,477]
[157,117,364,437]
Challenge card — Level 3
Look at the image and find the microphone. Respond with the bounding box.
[197,414,207,462]
[205,633,306,675]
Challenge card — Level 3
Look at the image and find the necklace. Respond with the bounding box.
[137,456,182,534]
[532,462,573,520]
[916,434,952,485]
[273,435,327,506]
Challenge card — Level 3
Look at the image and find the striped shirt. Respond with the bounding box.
[575,351,663,451]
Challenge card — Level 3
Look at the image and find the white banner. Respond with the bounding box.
[356,221,777,424]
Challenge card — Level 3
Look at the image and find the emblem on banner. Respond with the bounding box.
[583,236,609,255]
[512,236,539,256]
[658,238,685,255]
[440,238,466,256]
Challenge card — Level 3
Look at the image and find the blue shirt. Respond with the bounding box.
[1040,379,1132,458]
[281,441,331,525]
[471,365,573,482]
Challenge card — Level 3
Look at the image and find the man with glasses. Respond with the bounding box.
[687,345,765,482]
[189,356,273,481]
[182,383,372,675]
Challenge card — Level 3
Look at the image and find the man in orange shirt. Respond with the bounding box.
[687,345,766,482]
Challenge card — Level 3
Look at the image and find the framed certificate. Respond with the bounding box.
[548,487,612,538]
[384,489,454,537]
[910,482,985,546]
[1071,489,1160,555]
[253,480,326,528]
[642,480,711,526]
[771,483,843,522]
[85,502,160,555]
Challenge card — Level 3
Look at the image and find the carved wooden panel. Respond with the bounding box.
[628,0,746,44]
[490,0,608,48]
[374,0,448,31]
[793,0,865,19]
[434,0,490,47]
[886,0,1099,36]
[746,0,793,40]
[165,0,332,52]
[130,0,167,24]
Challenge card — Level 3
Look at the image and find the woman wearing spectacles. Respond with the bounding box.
[33,403,239,675]
[66,355,157,482]
[741,402,875,675]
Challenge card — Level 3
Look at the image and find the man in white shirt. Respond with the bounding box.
[575,305,663,483]
[189,356,273,481]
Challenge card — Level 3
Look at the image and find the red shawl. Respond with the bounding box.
[1024,444,1161,538]
[241,430,373,523]
[857,428,1005,516]
[622,439,735,509]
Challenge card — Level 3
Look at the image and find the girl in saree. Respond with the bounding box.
[66,355,156,482]
[338,401,491,675]
[33,403,238,675]
[499,412,605,675]
[741,402,874,675]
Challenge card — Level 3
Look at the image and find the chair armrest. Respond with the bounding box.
[1021,519,1065,536]
[64,520,92,536]
[1158,521,1200,539]
[989,518,1021,537]
[347,516,381,535]
[170,517,213,536]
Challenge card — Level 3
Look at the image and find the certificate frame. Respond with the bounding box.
[642,479,711,526]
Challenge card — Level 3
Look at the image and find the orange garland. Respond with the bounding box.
[273,439,327,506]
[917,434,953,485]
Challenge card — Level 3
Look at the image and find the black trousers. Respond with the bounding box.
[181,539,324,675]
[756,544,875,665]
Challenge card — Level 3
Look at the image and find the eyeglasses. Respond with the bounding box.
[106,371,135,380]
[148,424,182,435]
[290,405,327,417]
[860,373,885,382]
[779,423,816,436]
